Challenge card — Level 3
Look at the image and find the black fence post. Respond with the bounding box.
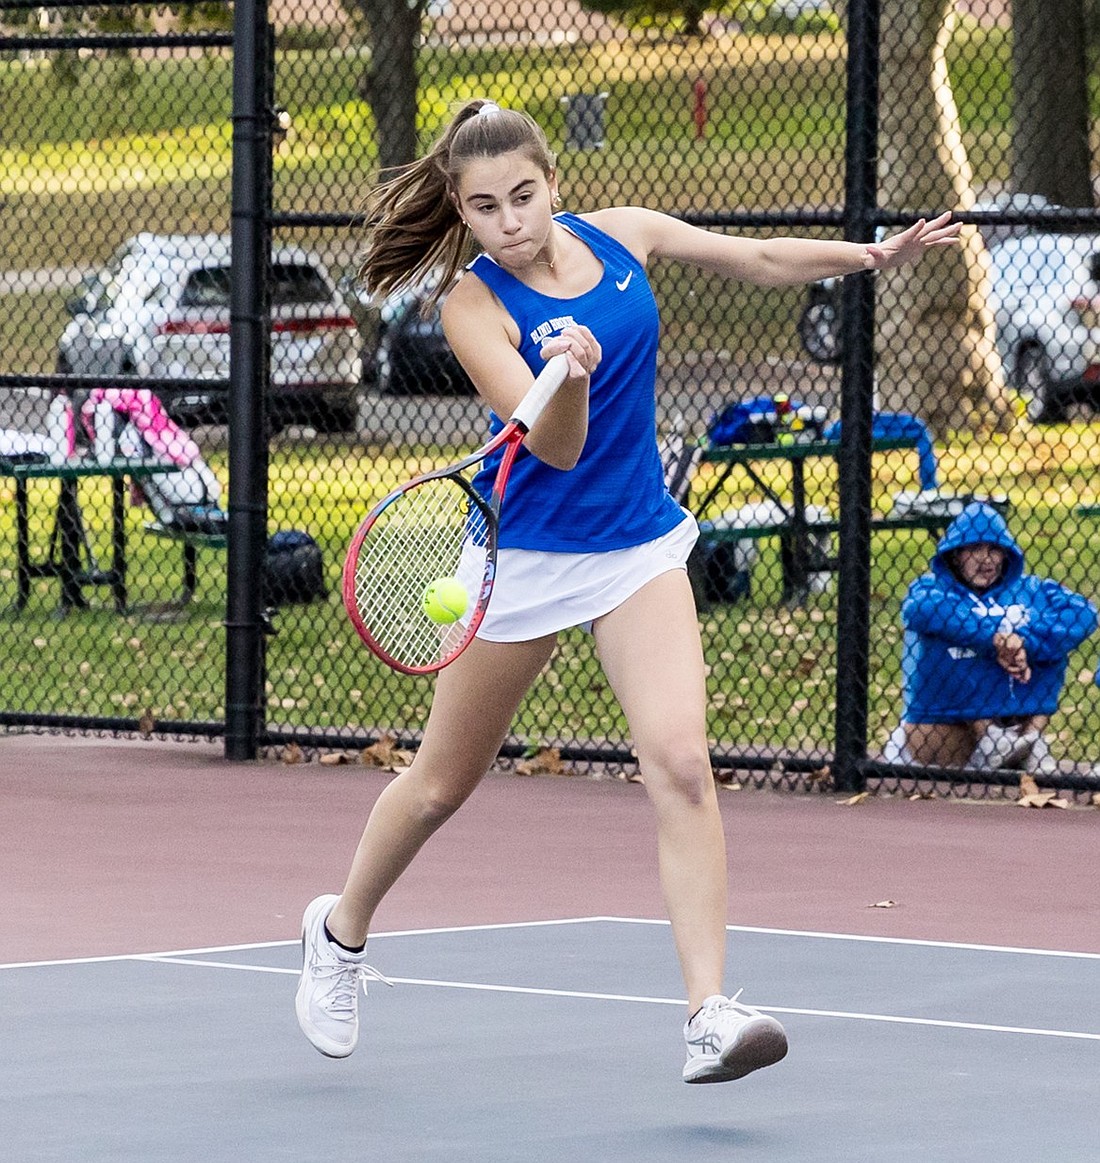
[833,0,880,794]
[225,0,273,761]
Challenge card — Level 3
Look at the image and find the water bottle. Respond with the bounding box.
[773,394,796,445]
[46,395,75,465]
[794,406,826,442]
[93,400,117,465]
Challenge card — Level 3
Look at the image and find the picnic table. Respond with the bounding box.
[690,435,952,606]
[0,454,182,615]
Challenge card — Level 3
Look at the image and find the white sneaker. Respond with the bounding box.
[295,894,392,1058]
[682,991,788,1084]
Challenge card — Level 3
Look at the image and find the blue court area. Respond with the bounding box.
[5,917,1098,1162]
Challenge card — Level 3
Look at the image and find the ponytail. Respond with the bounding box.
[357,98,556,308]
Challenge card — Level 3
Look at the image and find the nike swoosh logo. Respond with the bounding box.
[615,271,633,292]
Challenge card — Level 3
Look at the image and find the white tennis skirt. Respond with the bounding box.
[456,511,699,642]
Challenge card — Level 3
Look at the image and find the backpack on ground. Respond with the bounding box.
[264,530,326,607]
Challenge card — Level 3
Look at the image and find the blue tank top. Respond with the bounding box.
[468,213,684,552]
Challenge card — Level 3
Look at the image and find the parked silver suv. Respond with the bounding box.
[985,233,1100,422]
[797,206,1100,423]
[56,233,362,433]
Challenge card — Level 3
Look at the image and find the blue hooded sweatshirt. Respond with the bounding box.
[901,503,1097,723]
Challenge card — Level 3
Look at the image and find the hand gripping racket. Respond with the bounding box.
[342,353,570,674]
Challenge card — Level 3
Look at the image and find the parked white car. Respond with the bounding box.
[797,215,1100,423]
[56,233,362,433]
[985,233,1100,422]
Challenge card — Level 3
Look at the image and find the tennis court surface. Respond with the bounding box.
[3,735,1098,1161]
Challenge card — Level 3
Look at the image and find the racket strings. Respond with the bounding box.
[352,475,489,670]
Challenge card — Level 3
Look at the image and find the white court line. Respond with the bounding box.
[7,919,1099,1043]
[615,917,1100,961]
[130,955,1100,1043]
[0,917,614,970]
[3,914,1099,972]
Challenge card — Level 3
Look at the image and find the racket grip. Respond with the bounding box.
[509,353,570,432]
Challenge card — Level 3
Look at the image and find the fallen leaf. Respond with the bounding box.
[807,766,831,785]
[718,779,742,791]
[1091,792,1100,809]
[319,752,354,766]
[838,791,871,806]
[516,747,567,776]
[1017,792,1070,809]
[281,742,304,765]
[868,900,898,909]
[360,734,414,771]
[1018,773,1041,799]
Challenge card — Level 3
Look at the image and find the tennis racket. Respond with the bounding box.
[342,353,570,674]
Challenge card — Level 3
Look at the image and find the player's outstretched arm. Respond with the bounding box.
[592,206,961,288]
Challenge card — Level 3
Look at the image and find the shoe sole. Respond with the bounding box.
[683,1017,788,1084]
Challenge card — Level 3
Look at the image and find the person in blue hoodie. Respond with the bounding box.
[885,502,1096,772]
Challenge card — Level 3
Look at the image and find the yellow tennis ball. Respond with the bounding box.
[422,577,468,624]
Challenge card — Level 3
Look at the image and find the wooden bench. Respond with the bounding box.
[143,520,227,606]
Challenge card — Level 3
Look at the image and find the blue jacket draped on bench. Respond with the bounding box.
[821,412,939,492]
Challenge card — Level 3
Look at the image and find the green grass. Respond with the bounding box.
[0,25,1033,274]
[2,435,1097,764]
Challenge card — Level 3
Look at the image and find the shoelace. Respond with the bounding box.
[315,960,394,1017]
[697,988,759,1024]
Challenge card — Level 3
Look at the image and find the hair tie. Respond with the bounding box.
[477,101,501,119]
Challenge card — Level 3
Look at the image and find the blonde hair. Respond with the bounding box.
[357,99,556,305]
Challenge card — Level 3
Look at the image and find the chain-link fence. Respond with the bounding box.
[1,0,1098,798]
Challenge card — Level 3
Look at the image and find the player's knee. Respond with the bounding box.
[642,742,714,806]
[411,778,476,827]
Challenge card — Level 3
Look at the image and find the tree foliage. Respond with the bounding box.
[343,0,427,174]
[580,0,718,37]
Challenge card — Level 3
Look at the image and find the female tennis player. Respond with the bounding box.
[296,98,961,1082]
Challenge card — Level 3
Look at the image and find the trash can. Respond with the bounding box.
[561,92,609,150]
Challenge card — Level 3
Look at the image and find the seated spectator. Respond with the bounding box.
[884,502,1097,773]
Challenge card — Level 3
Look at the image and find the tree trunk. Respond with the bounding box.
[874,0,1011,435]
[1012,0,1094,207]
[353,0,424,176]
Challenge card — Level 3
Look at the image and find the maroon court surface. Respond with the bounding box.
[3,732,1097,964]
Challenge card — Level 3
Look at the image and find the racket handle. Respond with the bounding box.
[510,353,570,433]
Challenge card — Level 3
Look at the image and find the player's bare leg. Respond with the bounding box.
[594,568,787,1082]
[593,569,725,1009]
[297,633,557,1057]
